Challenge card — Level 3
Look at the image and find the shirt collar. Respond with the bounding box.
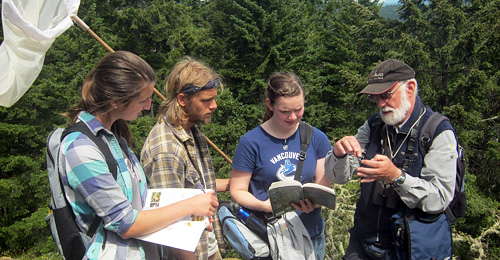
[77,111,113,136]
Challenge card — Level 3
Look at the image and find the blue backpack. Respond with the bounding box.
[218,201,271,260]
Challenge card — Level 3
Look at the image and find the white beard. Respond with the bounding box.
[380,85,411,126]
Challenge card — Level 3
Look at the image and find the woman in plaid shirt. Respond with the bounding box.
[59,51,219,260]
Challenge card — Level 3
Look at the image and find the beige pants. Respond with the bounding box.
[208,250,223,260]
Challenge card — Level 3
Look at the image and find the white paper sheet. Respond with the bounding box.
[134,188,211,252]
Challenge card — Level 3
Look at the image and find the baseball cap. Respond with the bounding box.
[358,59,415,96]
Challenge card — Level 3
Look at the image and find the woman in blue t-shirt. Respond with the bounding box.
[230,71,332,260]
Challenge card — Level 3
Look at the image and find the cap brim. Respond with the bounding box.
[357,81,397,96]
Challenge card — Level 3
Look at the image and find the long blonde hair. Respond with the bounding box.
[158,56,222,126]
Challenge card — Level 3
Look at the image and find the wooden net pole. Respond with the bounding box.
[71,16,232,165]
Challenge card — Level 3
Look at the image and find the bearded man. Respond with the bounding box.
[141,56,226,260]
[324,59,458,259]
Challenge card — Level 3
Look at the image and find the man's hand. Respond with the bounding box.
[334,136,363,158]
[356,154,402,183]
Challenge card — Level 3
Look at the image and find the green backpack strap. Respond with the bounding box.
[294,121,314,181]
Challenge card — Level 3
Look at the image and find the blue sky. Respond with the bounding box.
[381,0,400,5]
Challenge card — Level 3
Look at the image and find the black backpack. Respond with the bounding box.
[45,122,117,260]
[371,110,466,223]
[418,112,467,223]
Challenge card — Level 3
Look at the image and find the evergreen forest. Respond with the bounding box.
[1,0,500,259]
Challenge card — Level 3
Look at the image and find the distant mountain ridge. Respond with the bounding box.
[380,3,400,20]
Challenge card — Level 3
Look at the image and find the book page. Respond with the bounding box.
[302,183,336,210]
[134,188,210,252]
[269,179,302,188]
[268,180,303,216]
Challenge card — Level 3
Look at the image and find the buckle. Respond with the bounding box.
[299,151,306,161]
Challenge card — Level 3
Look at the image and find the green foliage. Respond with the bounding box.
[202,88,263,179]
[0,157,49,254]
[1,0,500,258]
[129,116,159,156]
[324,181,359,258]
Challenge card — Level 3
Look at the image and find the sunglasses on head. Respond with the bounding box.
[176,78,220,95]
[368,81,406,103]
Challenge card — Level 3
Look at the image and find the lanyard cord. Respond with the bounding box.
[386,107,426,159]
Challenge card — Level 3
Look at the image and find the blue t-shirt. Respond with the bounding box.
[232,124,332,237]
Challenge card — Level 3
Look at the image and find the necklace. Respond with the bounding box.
[386,108,426,159]
[262,121,297,151]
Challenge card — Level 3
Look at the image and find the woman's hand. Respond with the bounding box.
[291,199,316,213]
[262,198,273,213]
[187,190,219,217]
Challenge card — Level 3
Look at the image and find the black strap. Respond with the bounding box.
[418,112,449,156]
[61,121,118,237]
[402,109,449,172]
[401,109,451,222]
[414,112,455,221]
[63,122,118,179]
[294,121,314,181]
[401,107,425,173]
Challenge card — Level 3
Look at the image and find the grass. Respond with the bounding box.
[1,252,62,260]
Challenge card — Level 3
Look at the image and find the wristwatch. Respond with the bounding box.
[394,170,406,187]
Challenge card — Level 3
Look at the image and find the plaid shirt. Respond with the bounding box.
[60,111,148,260]
[141,115,224,260]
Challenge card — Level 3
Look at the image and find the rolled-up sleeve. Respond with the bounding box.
[63,133,137,235]
[325,121,369,184]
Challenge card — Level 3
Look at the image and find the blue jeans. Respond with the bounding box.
[311,231,326,260]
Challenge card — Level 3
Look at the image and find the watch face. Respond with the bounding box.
[395,172,406,186]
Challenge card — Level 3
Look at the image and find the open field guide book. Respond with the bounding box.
[268,180,336,216]
[134,188,210,252]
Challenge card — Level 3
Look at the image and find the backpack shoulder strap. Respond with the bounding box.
[63,122,118,179]
[47,128,67,210]
[294,121,314,181]
[60,121,119,237]
[419,112,449,156]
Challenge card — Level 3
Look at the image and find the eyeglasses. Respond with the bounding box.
[368,81,405,103]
